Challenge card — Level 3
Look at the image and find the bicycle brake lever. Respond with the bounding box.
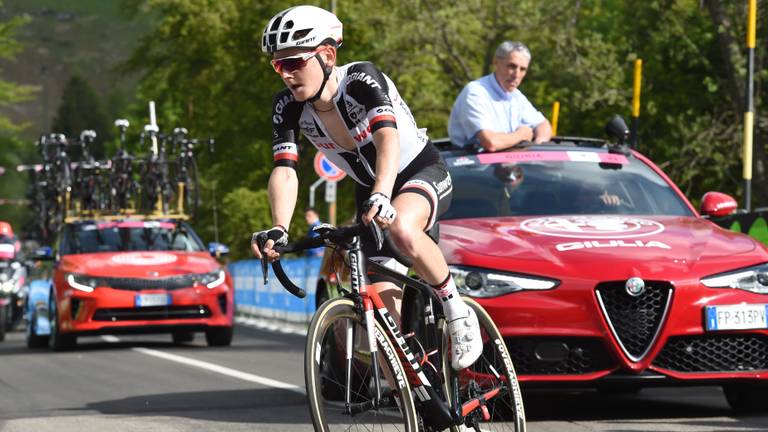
[254,232,270,284]
[369,219,384,251]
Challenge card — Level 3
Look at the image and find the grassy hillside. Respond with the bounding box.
[0,1,151,227]
[1,0,151,140]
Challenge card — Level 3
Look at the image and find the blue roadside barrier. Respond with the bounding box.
[228,256,322,325]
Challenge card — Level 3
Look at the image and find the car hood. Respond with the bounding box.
[60,251,219,277]
[440,215,766,276]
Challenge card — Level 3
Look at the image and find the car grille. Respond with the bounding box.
[595,281,672,361]
[653,335,768,373]
[504,337,614,375]
[93,305,211,321]
[97,275,203,291]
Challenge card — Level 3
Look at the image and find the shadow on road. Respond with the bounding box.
[77,388,309,424]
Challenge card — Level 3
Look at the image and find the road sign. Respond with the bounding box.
[314,152,346,182]
[325,181,337,202]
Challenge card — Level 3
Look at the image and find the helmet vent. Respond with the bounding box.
[292,29,311,41]
[283,20,294,29]
[269,18,281,31]
[279,32,289,44]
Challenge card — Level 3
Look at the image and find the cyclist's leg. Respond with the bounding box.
[388,164,482,370]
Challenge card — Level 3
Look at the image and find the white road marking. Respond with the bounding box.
[100,335,305,394]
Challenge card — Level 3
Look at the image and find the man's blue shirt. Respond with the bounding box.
[448,73,545,146]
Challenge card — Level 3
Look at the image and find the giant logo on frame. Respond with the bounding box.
[519,216,665,239]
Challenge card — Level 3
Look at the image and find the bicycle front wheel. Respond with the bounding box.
[306,297,420,432]
[444,296,526,432]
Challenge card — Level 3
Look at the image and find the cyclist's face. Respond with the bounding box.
[493,51,529,92]
[273,47,332,101]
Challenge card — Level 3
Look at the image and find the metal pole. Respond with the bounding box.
[551,101,560,137]
[309,177,325,208]
[630,59,643,149]
[743,0,756,212]
[212,181,219,243]
[40,65,48,132]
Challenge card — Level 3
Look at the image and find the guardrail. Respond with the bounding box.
[228,256,322,325]
[710,209,768,245]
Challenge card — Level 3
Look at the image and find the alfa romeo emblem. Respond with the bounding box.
[625,277,645,297]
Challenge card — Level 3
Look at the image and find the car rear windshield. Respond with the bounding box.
[441,149,693,219]
[60,221,206,255]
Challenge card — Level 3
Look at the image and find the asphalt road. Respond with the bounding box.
[1,325,768,432]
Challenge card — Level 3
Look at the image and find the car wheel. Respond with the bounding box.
[724,384,768,412]
[205,326,233,346]
[48,293,76,351]
[26,310,49,348]
[172,331,195,344]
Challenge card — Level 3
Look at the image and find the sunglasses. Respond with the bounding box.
[271,48,323,74]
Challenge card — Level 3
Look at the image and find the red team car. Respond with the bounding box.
[316,129,768,412]
[433,136,768,412]
[26,218,234,350]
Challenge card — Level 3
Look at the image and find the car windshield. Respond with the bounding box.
[0,261,13,280]
[440,149,693,220]
[60,221,206,255]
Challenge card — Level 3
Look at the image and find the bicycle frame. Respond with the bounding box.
[267,223,516,429]
[339,234,480,430]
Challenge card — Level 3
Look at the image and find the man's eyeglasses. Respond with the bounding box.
[271,48,322,74]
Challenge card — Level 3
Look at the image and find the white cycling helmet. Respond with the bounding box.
[261,5,343,54]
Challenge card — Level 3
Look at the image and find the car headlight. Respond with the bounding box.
[0,280,13,293]
[448,265,559,298]
[198,270,226,289]
[66,273,97,293]
[701,263,768,294]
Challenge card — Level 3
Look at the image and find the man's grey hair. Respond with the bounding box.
[495,41,531,61]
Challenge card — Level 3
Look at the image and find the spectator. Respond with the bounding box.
[448,41,552,151]
[304,207,324,257]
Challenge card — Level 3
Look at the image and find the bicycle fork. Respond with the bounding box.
[344,245,383,415]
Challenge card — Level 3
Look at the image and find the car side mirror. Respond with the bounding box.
[208,242,230,258]
[700,191,738,217]
[32,246,54,261]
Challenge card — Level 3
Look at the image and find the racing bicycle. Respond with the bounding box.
[257,222,526,431]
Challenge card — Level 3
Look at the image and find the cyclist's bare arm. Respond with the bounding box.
[251,166,298,260]
[363,127,400,225]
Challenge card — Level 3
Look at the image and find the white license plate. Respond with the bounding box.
[705,304,768,331]
[136,293,170,307]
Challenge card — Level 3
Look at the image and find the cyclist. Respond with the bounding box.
[252,5,482,369]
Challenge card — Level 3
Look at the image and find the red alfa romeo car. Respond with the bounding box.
[434,136,768,412]
[314,127,768,412]
[27,218,234,350]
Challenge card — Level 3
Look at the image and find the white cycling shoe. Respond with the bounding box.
[448,307,483,370]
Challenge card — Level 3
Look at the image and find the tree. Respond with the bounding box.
[122,0,768,256]
[51,75,112,159]
[0,3,38,227]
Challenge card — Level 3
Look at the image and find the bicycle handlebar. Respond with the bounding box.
[256,221,413,299]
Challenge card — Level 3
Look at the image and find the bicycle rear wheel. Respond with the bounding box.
[306,297,420,432]
[443,297,526,432]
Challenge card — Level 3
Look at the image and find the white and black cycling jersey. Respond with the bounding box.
[271,61,434,186]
